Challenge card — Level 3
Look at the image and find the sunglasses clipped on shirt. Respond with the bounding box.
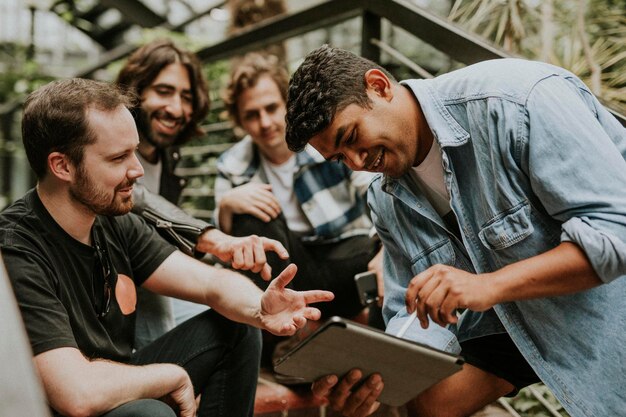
[91,226,116,318]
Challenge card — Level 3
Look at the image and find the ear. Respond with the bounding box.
[47,152,74,183]
[364,69,393,102]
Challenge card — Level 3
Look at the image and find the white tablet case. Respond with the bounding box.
[273,317,463,406]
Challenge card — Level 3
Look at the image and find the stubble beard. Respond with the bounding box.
[70,164,134,217]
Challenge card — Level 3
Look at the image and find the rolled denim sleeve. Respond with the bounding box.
[525,75,626,282]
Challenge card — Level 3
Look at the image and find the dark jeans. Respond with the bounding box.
[101,309,262,417]
[232,213,379,319]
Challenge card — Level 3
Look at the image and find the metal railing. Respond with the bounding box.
[176,0,624,224]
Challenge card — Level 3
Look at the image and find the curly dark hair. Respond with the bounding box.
[116,39,209,145]
[22,78,134,179]
[285,45,396,152]
[223,52,289,127]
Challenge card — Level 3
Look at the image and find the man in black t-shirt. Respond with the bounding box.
[0,78,333,417]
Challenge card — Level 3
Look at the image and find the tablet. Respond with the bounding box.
[273,316,464,406]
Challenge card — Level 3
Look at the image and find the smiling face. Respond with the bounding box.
[70,105,144,216]
[138,62,193,149]
[237,74,290,162]
[308,70,421,178]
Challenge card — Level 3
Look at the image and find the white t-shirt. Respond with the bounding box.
[409,139,451,217]
[260,154,312,233]
[136,152,162,194]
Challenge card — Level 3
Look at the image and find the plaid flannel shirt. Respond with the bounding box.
[214,136,376,242]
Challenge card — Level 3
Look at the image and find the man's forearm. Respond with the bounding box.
[199,266,264,327]
[84,361,189,414]
[36,348,191,417]
[407,242,605,329]
[488,242,602,304]
[144,252,264,328]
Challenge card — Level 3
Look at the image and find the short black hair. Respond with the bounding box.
[285,45,395,152]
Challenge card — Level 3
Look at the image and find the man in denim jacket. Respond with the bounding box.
[285,45,626,417]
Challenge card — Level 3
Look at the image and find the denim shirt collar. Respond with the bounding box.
[380,176,447,231]
[381,79,467,217]
[401,79,470,148]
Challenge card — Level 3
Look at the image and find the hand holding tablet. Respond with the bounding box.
[273,316,464,406]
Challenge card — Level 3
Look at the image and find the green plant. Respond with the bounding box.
[0,43,54,104]
[504,384,571,417]
[449,0,626,114]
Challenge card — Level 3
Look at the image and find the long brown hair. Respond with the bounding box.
[116,39,210,144]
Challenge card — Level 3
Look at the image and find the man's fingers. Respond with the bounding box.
[357,397,381,417]
[440,297,459,325]
[247,206,272,222]
[270,263,298,289]
[312,374,338,398]
[260,263,272,281]
[250,239,267,272]
[343,374,383,417]
[241,242,254,269]
[302,290,335,305]
[406,269,431,312]
[262,237,289,259]
[293,315,307,329]
[329,369,362,411]
[231,246,244,269]
[410,271,440,329]
[252,192,281,218]
[424,284,448,327]
[259,202,280,219]
[302,307,322,321]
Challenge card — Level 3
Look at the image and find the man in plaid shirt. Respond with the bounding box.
[215,53,384,329]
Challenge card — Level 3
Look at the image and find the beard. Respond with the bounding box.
[70,164,135,216]
[135,108,189,150]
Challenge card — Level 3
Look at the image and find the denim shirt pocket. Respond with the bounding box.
[410,239,455,271]
[478,202,534,251]
[410,238,474,275]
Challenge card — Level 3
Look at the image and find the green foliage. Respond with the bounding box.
[0,43,54,104]
[449,0,626,114]
[504,384,571,417]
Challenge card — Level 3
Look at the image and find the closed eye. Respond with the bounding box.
[111,151,133,162]
[154,86,175,96]
[345,129,356,145]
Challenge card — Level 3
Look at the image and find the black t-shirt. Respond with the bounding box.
[0,189,176,362]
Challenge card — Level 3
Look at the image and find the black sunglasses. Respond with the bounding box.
[92,227,115,318]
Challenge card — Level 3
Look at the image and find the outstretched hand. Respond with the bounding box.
[259,264,334,336]
[197,228,288,280]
